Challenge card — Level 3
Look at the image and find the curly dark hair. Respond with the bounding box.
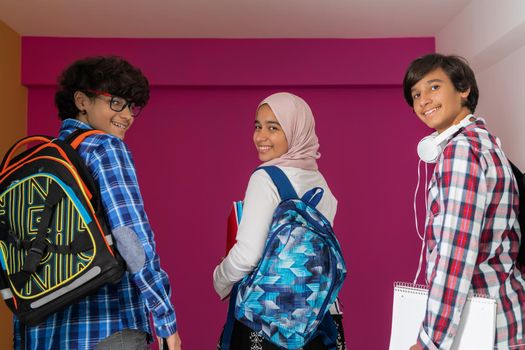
[403,53,479,113]
[55,56,150,120]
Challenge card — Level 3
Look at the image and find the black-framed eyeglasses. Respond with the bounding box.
[85,89,143,117]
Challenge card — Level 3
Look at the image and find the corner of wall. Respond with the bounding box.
[0,20,27,154]
[435,1,525,168]
[0,19,27,349]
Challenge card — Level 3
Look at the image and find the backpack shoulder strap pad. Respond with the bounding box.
[256,166,298,201]
[509,160,525,266]
[66,129,106,150]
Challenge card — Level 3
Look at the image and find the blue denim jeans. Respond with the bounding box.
[95,329,149,350]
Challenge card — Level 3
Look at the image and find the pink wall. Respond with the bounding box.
[22,37,434,349]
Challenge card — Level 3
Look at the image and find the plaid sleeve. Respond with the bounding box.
[88,136,177,338]
[417,140,488,350]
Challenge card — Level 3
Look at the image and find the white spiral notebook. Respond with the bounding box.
[389,282,497,350]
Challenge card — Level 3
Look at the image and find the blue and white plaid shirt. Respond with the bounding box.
[14,119,177,349]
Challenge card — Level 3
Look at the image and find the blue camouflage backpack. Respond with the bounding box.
[222,166,347,350]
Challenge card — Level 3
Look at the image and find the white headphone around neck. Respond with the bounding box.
[417,114,475,163]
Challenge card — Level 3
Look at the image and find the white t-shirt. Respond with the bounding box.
[213,166,338,299]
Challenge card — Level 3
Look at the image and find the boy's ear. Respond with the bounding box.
[460,87,471,99]
[73,91,90,112]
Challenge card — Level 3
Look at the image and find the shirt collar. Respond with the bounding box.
[59,118,93,133]
[464,115,487,132]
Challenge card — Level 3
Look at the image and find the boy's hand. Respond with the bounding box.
[167,332,182,350]
[158,332,182,350]
[409,344,421,350]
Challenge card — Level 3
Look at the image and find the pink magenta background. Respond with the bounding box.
[22,37,434,349]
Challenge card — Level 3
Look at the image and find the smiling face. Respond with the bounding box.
[253,104,288,162]
[410,68,471,134]
[74,91,134,139]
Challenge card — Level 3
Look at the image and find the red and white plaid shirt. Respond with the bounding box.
[417,118,525,350]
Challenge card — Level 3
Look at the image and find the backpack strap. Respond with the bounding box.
[257,166,298,201]
[66,129,105,150]
[258,166,325,207]
[509,161,525,267]
[21,182,64,274]
[219,282,240,350]
[302,187,324,208]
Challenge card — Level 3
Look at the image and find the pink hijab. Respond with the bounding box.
[258,92,320,171]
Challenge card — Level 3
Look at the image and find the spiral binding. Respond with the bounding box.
[393,281,494,301]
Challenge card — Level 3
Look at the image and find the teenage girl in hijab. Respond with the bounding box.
[213,92,346,349]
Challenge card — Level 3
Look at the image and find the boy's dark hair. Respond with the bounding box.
[55,56,150,120]
[403,53,479,113]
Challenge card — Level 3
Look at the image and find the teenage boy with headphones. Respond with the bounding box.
[403,53,525,350]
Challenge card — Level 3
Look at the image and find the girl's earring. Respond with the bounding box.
[81,110,87,115]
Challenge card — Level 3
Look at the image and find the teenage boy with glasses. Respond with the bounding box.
[13,56,182,350]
